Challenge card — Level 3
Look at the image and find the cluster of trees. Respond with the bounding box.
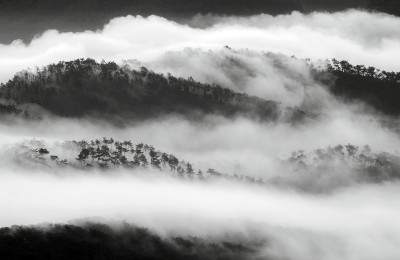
[0,99,33,119]
[287,144,400,182]
[0,58,279,122]
[0,102,22,115]
[0,222,257,260]
[306,58,400,116]
[12,139,400,193]
[72,138,186,172]
[23,140,400,189]
[16,138,263,184]
[327,59,400,82]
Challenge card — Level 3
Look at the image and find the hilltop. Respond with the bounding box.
[0,58,284,122]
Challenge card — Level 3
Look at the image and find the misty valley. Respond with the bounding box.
[1,2,400,260]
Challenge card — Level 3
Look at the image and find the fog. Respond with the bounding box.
[1,93,400,258]
[2,45,399,180]
[128,48,329,108]
[0,106,399,178]
[0,102,399,197]
[1,10,400,84]
[1,8,400,260]
[0,170,400,259]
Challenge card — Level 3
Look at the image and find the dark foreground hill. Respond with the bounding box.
[0,222,261,260]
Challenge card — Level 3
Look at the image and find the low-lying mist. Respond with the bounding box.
[0,169,400,260]
[1,109,399,192]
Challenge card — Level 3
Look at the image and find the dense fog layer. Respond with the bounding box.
[1,171,400,260]
[0,109,399,195]
[1,10,400,84]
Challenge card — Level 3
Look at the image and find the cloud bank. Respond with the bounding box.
[1,10,400,84]
[0,171,400,260]
[1,111,399,183]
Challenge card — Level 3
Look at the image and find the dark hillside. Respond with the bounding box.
[0,222,260,260]
[331,72,400,116]
[314,59,400,116]
[0,59,280,122]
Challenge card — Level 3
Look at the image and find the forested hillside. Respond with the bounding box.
[0,59,281,122]
[314,59,400,116]
[9,138,400,193]
[2,57,400,122]
[0,222,258,260]
[12,138,264,184]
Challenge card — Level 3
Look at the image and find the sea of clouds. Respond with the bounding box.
[1,9,400,260]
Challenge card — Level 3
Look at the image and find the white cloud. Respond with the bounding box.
[1,10,400,85]
[0,171,400,260]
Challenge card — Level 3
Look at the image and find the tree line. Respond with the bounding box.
[307,58,400,116]
[287,144,400,183]
[327,58,400,82]
[17,138,264,185]
[2,56,400,120]
[14,138,400,191]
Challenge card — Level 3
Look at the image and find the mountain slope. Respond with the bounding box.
[0,59,281,122]
[0,222,260,260]
[313,59,400,116]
